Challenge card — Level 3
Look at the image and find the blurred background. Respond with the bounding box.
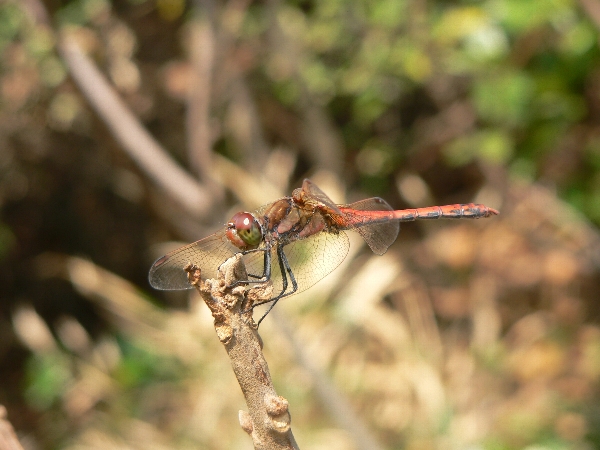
[1,0,600,448]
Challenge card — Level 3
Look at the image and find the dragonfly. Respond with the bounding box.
[149,179,498,324]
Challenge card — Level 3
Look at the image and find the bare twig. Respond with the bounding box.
[224,77,272,171]
[186,17,220,192]
[57,36,213,218]
[18,0,216,218]
[186,255,299,450]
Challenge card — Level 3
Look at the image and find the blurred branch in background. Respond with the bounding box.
[185,5,216,184]
[265,0,345,175]
[0,406,25,450]
[57,37,214,219]
[20,0,216,219]
[580,0,600,28]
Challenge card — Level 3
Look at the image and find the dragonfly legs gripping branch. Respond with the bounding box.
[225,240,299,326]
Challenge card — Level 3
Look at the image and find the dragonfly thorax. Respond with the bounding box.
[226,211,263,250]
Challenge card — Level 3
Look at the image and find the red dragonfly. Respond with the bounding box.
[149,179,498,324]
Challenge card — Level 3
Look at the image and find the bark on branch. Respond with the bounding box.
[185,255,299,450]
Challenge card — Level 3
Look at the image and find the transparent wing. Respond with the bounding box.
[342,197,399,255]
[214,229,350,299]
[304,180,399,255]
[302,179,342,214]
[149,224,350,297]
[269,230,350,297]
[148,229,239,290]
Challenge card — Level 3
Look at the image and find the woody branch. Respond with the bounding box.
[185,254,299,450]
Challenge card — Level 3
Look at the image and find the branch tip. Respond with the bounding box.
[189,254,299,449]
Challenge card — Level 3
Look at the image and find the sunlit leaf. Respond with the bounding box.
[472,70,535,126]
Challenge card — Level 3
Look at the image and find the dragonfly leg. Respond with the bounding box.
[247,248,270,280]
[255,245,299,327]
[234,245,296,326]
[279,245,298,296]
[251,245,289,308]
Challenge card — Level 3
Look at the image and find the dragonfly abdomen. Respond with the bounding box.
[393,203,499,221]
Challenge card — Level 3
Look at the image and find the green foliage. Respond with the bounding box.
[473,70,536,126]
[0,3,25,45]
[55,0,111,26]
[113,337,189,388]
[25,353,72,410]
[444,129,514,165]
[231,0,600,219]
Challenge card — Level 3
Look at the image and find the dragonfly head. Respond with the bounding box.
[226,212,262,250]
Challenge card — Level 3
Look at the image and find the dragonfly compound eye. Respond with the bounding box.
[226,212,262,249]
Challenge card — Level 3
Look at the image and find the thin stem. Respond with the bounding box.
[57,36,213,219]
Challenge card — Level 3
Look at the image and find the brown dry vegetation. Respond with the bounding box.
[1,0,600,449]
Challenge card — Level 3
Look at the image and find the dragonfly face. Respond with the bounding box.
[226,212,263,250]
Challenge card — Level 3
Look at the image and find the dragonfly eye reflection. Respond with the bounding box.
[226,212,262,250]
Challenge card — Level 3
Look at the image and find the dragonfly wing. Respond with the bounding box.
[257,230,350,298]
[149,230,240,290]
[302,179,342,215]
[343,197,399,255]
[149,192,351,297]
